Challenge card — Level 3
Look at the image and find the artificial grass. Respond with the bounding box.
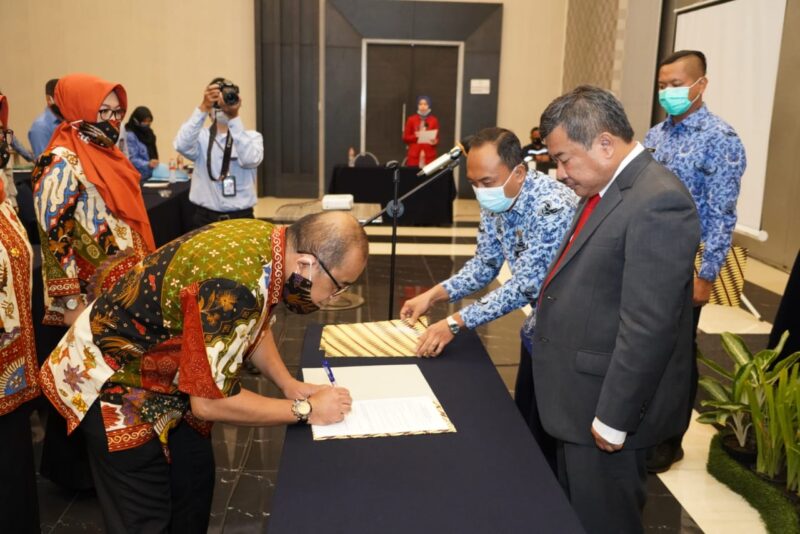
[707,434,800,534]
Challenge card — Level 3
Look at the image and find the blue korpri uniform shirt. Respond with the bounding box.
[441,170,577,330]
[645,104,746,281]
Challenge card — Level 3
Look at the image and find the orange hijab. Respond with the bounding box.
[0,95,8,202]
[48,74,155,251]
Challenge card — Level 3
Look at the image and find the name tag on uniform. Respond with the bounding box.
[222,175,237,197]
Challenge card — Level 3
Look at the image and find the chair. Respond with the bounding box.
[353,152,379,167]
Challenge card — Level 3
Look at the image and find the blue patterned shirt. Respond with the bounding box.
[126,131,153,181]
[441,171,577,329]
[644,104,746,281]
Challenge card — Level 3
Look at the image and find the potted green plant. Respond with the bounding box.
[696,334,758,462]
[697,332,797,465]
[774,365,800,493]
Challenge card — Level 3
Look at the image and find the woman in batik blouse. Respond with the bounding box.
[33,73,156,327]
[0,94,41,532]
[32,73,156,491]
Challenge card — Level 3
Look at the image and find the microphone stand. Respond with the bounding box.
[362,159,460,319]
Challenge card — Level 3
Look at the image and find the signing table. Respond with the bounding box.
[328,165,456,226]
[269,324,584,533]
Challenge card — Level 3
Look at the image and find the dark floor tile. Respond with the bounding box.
[644,477,703,533]
[244,436,283,471]
[47,490,104,533]
[742,281,782,325]
[212,426,250,471]
[208,467,241,533]
[214,470,277,533]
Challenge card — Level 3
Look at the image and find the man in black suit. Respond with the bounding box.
[533,86,700,533]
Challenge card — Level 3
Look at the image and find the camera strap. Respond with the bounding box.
[206,118,233,181]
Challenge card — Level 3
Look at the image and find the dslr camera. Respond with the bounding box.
[214,79,240,107]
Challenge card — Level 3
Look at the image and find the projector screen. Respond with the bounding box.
[674,0,786,241]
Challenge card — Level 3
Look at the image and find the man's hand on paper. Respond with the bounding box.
[282,378,327,401]
[414,319,453,357]
[308,386,353,425]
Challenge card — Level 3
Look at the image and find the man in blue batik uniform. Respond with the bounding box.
[644,49,746,473]
[400,127,577,464]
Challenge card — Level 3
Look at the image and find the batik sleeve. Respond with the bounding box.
[178,278,263,399]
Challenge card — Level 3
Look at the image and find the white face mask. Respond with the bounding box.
[471,166,521,213]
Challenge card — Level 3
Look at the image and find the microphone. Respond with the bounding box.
[417,143,464,177]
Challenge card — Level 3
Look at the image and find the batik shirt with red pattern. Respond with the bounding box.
[40,219,285,454]
[0,198,39,416]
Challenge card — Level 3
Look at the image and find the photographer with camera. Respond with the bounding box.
[174,77,263,228]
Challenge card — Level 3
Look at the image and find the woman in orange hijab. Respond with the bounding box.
[32,73,155,327]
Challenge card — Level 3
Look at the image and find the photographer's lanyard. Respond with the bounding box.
[206,120,234,181]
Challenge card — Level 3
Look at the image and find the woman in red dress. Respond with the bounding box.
[402,95,439,167]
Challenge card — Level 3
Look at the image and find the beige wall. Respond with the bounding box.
[1,0,565,170]
[616,0,661,140]
[562,0,662,140]
[420,0,569,144]
[0,0,256,162]
[562,0,618,91]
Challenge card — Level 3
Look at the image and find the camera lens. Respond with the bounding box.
[223,91,240,105]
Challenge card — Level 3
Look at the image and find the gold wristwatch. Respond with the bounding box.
[291,398,312,424]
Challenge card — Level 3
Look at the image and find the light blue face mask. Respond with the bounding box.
[658,77,704,116]
[472,166,521,213]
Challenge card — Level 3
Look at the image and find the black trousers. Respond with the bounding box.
[40,402,94,490]
[191,204,254,230]
[0,404,40,534]
[663,305,703,449]
[81,402,215,534]
[514,342,557,473]
[556,441,648,534]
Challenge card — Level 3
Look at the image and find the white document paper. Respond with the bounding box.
[416,129,438,144]
[310,396,451,439]
[302,364,456,440]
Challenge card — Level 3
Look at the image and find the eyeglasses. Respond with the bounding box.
[298,250,350,297]
[97,108,126,121]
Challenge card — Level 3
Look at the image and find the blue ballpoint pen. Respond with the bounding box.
[322,359,337,387]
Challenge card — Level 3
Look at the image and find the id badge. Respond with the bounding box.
[222,175,237,197]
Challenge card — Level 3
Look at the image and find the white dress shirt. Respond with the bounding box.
[173,108,263,212]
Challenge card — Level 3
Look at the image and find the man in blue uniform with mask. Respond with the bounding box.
[644,50,746,473]
[400,127,576,465]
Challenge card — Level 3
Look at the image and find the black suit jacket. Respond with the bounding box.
[532,150,701,449]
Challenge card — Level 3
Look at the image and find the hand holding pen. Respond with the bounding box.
[322,359,337,387]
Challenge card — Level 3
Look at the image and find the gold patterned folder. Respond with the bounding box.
[694,244,747,307]
[320,318,429,357]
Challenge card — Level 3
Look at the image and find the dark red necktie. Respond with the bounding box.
[539,194,601,302]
